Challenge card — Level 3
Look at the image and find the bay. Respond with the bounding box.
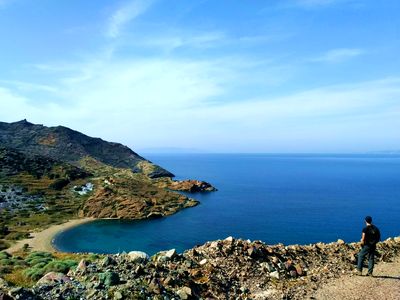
[53,154,400,255]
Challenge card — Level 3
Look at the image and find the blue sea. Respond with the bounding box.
[54,154,400,255]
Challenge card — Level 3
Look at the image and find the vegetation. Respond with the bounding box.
[0,250,87,286]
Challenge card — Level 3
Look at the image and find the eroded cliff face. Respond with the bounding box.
[79,175,198,219]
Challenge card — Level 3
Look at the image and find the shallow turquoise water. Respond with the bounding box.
[54,154,400,255]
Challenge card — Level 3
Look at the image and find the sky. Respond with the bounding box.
[0,0,399,153]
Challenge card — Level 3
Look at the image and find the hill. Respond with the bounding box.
[0,120,173,178]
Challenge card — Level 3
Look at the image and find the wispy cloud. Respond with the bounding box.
[0,80,59,93]
[309,48,364,63]
[106,0,154,38]
[284,0,359,9]
[2,58,399,152]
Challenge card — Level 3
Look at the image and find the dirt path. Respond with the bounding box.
[308,257,400,300]
[6,217,94,253]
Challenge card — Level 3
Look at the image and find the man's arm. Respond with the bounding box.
[361,232,366,245]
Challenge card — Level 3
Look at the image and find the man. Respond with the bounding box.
[356,216,381,276]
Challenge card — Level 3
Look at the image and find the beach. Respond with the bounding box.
[6,217,95,253]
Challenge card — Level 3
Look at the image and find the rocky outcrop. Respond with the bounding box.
[79,176,199,219]
[0,120,173,178]
[168,180,217,192]
[2,237,399,299]
[156,178,217,192]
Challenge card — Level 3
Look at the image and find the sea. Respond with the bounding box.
[53,154,400,255]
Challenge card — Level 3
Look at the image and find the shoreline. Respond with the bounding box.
[6,217,95,254]
[6,216,400,255]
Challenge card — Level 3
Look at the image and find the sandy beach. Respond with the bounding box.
[6,217,95,254]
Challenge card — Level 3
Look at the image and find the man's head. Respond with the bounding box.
[365,216,372,224]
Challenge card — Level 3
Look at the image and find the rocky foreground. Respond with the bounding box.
[1,237,399,300]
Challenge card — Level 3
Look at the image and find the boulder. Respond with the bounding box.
[98,271,119,288]
[76,259,89,273]
[37,272,71,285]
[269,271,280,280]
[128,251,149,263]
[156,249,177,262]
[176,287,192,299]
[101,256,116,267]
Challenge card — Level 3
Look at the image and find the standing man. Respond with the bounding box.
[356,216,381,276]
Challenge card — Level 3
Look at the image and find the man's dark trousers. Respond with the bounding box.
[357,244,375,274]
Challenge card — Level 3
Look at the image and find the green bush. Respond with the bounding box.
[25,251,53,261]
[5,231,30,241]
[27,257,52,267]
[23,266,45,281]
[44,260,70,273]
[0,258,12,266]
[23,256,77,281]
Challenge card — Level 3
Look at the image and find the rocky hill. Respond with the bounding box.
[0,120,172,178]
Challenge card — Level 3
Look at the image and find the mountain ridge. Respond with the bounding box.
[0,120,173,178]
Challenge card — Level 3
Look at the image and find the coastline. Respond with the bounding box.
[6,217,95,254]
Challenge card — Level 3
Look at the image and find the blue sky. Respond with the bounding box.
[0,0,399,153]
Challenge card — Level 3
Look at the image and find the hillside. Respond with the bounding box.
[0,120,173,178]
[0,120,214,252]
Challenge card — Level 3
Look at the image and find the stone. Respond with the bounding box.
[247,247,256,257]
[225,236,234,243]
[165,249,177,259]
[163,276,174,286]
[199,259,208,266]
[114,291,123,300]
[37,272,71,285]
[156,249,177,262]
[101,256,116,267]
[337,239,345,245]
[270,271,280,279]
[128,251,149,263]
[9,287,36,300]
[76,259,89,273]
[295,265,303,276]
[98,271,120,287]
[210,241,220,248]
[176,287,192,299]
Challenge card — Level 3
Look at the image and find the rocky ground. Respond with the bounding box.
[1,237,399,299]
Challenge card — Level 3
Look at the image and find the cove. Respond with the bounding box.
[53,154,400,255]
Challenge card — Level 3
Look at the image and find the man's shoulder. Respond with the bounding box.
[362,226,369,233]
